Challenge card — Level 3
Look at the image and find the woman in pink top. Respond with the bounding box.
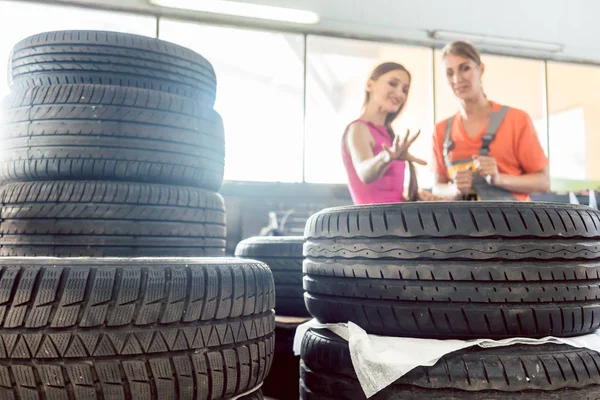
[342,62,427,204]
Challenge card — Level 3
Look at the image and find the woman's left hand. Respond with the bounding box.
[382,129,427,165]
[474,155,500,185]
[418,189,447,201]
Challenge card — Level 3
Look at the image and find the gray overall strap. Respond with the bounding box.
[443,106,510,167]
[480,106,510,155]
[472,105,515,200]
[443,106,517,200]
[442,116,455,168]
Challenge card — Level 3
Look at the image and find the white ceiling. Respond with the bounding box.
[28,0,600,63]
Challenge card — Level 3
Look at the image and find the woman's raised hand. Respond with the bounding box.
[381,129,427,165]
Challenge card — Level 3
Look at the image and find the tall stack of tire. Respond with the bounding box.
[300,202,600,399]
[0,30,226,256]
[0,30,275,399]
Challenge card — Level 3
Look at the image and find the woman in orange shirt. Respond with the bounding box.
[432,41,550,201]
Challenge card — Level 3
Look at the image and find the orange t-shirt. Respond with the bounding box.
[432,101,549,201]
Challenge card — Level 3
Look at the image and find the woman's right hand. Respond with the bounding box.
[381,129,427,165]
[454,168,474,195]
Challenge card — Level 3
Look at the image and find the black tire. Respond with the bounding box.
[235,237,308,317]
[301,328,600,399]
[0,257,275,399]
[0,84,224,190]
[304,202,600,338]
[9,30,216,105]
[0,181,227,257]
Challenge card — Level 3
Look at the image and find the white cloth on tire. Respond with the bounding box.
[230,382,263,399]
[293,319,600,399]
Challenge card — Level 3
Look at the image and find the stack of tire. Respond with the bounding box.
[0,257,274,399]
[0,30,275,399]
[235,236,309,399]
[0,30,226,257]
[235,236,308,318]
[301,202,600,399]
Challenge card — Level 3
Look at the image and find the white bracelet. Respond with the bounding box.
[382,151,391,163]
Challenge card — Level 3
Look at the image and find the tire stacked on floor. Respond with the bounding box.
[0,30,226,256]
[300,202,600,399]
[0,258,274,399]
[0,31,275,399]
[235,236,308,400]
[235,236,309,317]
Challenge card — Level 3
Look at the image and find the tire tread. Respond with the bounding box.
[1,84,224,189]
[10,31,216,104]
[300,328,600,399]
[235,237,308,317]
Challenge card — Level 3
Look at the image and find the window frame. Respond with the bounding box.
[4,0,600,192]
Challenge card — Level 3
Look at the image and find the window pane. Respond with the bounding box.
[305,36,435,187]
[434,51,548,154]
[0,1,157,99]
[160,19,304,183]
[547,62,600,183]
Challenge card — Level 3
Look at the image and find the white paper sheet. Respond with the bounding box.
[294,319,600,398]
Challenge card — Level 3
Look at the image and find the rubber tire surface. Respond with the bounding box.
[0,257,275,400]
[301,328,600,399]
[0,181,226,257]
[9,30,216,105]
[304,202,600,338]
[235,236,308,317]
[0,84,225,191]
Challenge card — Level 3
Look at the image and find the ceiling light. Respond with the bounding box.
[149,0,320,25]
[431,30,563,53]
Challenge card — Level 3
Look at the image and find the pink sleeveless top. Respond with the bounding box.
[341,119,406,204]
